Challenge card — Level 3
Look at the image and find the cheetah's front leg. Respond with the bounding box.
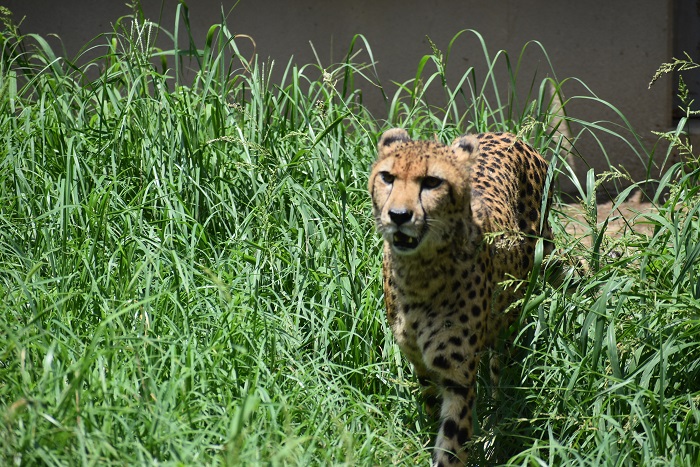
[429,354,481,466]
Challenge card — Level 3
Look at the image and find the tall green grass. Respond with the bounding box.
[1,5,699,465]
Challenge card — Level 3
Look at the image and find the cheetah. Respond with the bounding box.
[368,129,554,465]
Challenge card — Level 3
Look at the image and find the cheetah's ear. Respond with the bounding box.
[450,134,480,162]
[377,128,411,160]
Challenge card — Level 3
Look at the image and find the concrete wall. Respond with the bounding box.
[7,1,675,193]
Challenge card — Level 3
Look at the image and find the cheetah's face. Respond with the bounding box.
[368,129,477,256]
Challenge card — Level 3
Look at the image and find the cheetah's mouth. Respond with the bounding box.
[392,232,420,252]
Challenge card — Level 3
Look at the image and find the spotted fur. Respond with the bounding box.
[368,129,554,465]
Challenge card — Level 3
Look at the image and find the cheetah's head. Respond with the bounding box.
[368,128,479,256]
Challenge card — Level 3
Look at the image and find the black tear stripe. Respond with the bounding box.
[447,185,456,204]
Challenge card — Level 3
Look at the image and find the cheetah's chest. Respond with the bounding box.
[387,257,493,368]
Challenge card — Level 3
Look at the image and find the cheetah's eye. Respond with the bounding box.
[379,171,395,184]
[422,176,443,189]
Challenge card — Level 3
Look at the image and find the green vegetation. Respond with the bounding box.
[1,5,699,465]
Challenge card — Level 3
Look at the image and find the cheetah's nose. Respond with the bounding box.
[389,209,413,226]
